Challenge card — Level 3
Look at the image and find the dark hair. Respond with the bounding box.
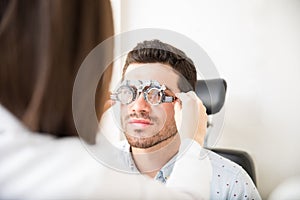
[0,0,114,144]
[122,39,197,91]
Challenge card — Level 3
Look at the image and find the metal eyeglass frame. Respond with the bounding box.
[110,80,176,106]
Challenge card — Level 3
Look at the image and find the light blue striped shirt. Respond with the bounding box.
[121,141,261,200]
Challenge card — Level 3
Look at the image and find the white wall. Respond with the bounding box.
[112,0,300,198]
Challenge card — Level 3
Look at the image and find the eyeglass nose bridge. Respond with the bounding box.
[132,89,148,102]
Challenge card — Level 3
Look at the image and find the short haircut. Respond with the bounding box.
[122,40,197,91]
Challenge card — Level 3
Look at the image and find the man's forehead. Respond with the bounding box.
[124,63,181,92]
[125,63,171,74]
[122,80,162,87]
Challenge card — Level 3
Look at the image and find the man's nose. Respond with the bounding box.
[130,93,151,112]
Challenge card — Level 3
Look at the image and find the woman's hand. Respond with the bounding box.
[174,91,208,146]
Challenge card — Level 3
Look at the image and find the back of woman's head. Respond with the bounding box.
[0,0,114,143]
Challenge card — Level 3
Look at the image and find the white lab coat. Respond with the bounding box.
[0,104,211,199]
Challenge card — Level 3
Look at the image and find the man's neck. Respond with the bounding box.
[131,134,181,178]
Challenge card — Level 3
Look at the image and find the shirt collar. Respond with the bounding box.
[120,140,177,183]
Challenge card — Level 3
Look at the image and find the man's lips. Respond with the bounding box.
[128,119,153,126]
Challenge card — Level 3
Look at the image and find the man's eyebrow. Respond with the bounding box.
[165,86,171,91]
[164,87,175,95]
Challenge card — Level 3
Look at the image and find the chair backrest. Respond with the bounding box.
[195,79,227,115]
[196,79,257,186]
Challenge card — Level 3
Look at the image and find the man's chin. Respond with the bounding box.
[126,137,155,149]
[125,129,158,139]
[125,133,177,149]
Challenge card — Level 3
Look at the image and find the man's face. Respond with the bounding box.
[120,63,181,149]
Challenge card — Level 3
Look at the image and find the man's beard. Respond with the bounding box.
[123,111,178,148]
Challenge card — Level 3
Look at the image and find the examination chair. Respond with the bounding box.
[196,79,257,185]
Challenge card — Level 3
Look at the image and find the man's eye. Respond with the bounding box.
[121,90,131,95]
[147,89,162,104]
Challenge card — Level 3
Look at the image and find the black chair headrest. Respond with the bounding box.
[195,78,227,115]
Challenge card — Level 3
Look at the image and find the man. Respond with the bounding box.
[111,39,261,199]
